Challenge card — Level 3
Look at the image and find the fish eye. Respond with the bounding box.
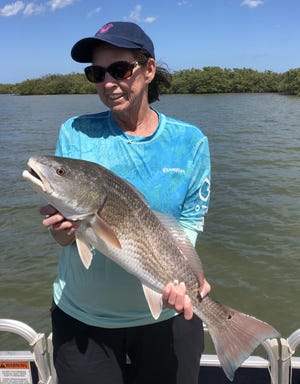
[56,167,66,176]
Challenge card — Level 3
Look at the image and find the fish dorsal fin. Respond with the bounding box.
[90,213,122,249]
[142,284,163,320]
[154,212,204,281]
[75,232,94,269]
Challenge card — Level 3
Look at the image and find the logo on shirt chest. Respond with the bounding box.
[162,167,186,175]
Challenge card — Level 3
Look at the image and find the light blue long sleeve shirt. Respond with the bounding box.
[53,109,211,328]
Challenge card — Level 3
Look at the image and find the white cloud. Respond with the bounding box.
[177,1,192,6]
[87,6,101,18]
[125,4,156,24]
[23,2,45,15]
[47,0,75,11]
[143,16,156,23]
[241,0,264,8]
[0,0,76,16]
[0,1,24,16]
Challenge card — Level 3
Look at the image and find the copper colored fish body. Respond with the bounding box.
[23,155,280,380]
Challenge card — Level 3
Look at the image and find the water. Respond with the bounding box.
[0,93,299,350]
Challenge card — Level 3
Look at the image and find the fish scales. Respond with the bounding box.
[98,180,171,288]
[99,169,198,291]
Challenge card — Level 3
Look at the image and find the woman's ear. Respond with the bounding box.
[145,58,156,84]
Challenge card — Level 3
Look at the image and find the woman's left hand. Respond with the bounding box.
[162,279,211,320]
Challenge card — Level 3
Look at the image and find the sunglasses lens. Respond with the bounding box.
[108,62,133,80]
[84,66,105,83]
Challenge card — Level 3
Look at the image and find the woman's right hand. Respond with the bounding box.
[40,205,79,245]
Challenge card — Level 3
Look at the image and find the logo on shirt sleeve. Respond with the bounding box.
[199,177,210,202]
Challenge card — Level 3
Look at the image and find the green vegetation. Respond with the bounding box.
[277,68,300,96]
[0,73,96,95]
[0,67,299,96]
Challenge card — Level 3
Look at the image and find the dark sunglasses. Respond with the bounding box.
[84,60,144,83]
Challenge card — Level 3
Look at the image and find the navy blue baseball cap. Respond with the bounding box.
[71,21,155,63]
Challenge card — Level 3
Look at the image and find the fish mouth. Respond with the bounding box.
[22,158,51,193]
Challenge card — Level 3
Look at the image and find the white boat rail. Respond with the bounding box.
[2,318,299,384]
[0,319,53,384]
[281,329,300,384]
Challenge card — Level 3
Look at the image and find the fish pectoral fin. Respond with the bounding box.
[75,233,94,269]
[142,284,163,320]
[90,214,122,249]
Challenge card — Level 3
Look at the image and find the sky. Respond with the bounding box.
[0,0,299,84]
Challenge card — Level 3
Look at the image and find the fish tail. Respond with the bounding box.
[200,297,280,381]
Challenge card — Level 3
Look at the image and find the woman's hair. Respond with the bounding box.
[133,49,172,104]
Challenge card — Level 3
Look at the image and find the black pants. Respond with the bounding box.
[51,303,204,384]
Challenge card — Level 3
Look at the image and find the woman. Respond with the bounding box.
[41,21,211,384]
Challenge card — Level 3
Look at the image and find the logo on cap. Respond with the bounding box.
[98,23,113,35]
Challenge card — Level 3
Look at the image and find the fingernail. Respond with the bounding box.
[184,294,191,303]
